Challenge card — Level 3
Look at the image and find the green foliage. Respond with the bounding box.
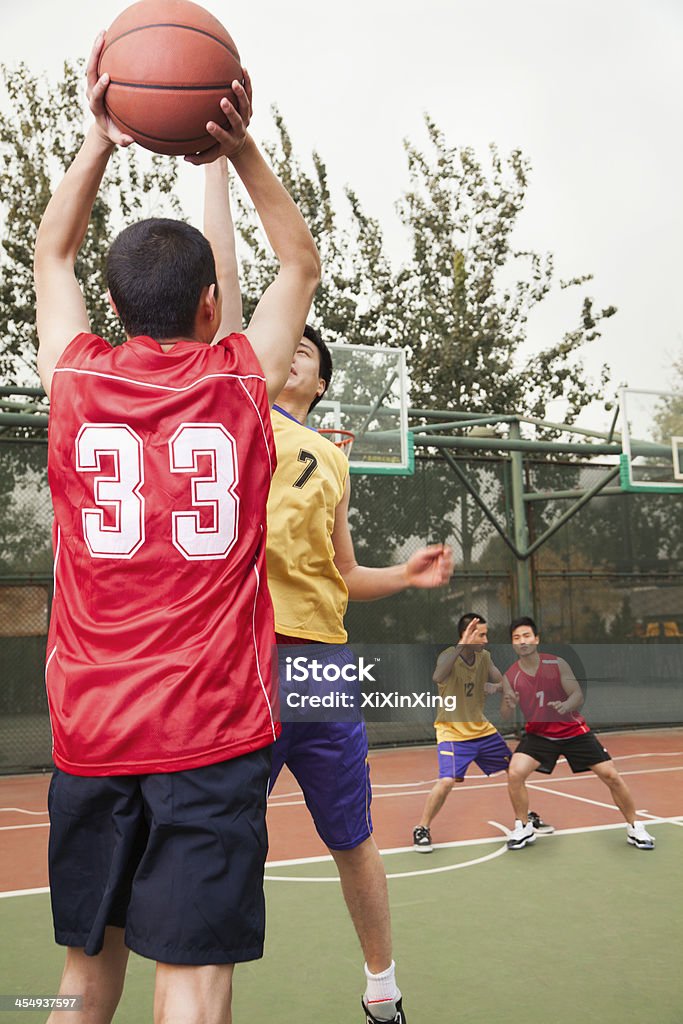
[652,353,683,448]
[236,111,616,428]
[0,60,182,385]
[234,108,402,346]
[398,118,616,419]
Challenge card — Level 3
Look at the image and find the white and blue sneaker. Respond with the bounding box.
[627,822,655,850]
[506,819,536,850]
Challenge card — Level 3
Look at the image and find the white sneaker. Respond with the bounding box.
[627,822,655,850]
[506,819,536,850]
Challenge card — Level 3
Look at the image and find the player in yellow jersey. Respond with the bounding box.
[412,613,553,852]
[267,325,453,1024]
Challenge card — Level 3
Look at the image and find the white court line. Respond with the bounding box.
[265,844,509,882]
[268,764,683,808]
[3,819,682,898]
[267,751,683,802]
[0,822,50,833]
[0,886,49,900]
[3,766,681,828]
[527,780,683,820]
[527,783,623,813]
[0,807,48,816]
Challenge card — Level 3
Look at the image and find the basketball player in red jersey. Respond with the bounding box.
[501,617,656,851]
[33,36,319,1024]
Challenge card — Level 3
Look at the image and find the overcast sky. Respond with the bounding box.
[1,0,681,429]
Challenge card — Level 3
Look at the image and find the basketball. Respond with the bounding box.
[98,0,243,156]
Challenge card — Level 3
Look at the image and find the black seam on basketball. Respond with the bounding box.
[102,23,240,62]
[108,108,218,145]
[107,80,241,92]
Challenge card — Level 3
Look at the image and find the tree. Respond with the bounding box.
[0,60,182,386]
[398,118,616,422]
[235,111,616,430]
[233,108,403,347]
[653,353,683,455]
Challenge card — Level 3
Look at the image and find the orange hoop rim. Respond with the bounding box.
[318,428,355,451]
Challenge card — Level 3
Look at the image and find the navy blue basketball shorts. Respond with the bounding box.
[48,748,271,965]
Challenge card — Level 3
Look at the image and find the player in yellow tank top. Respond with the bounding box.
[267,405,349,642]
[266,325,453,1024]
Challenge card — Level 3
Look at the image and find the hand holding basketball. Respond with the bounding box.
[86,33,134,148]
[404,544,454,589]
[184,71,253,166]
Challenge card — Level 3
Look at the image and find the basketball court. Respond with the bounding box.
[1,729,682,1023]
[2,351,682,1022]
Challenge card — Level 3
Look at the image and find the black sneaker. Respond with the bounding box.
[362,996,407,1023]
[528,810,555,835]
[412,825,432,853]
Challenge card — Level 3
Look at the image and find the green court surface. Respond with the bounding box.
[2,824,682,1023]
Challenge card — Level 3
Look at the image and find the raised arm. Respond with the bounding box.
[203,158,243,338]
[34,34,133,395]
[331,478,454,601]
[188,79,320,401]
[432,647,459,685]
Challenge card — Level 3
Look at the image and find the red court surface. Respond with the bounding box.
[2,727,682,892]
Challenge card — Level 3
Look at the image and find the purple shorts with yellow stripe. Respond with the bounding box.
[270,720,372,850]
[438,732,512,780]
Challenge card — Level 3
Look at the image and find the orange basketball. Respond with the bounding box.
[98,0,243,156]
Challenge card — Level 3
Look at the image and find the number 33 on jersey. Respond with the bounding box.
[75,422,239,560]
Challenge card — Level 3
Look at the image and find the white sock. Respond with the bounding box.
[364,961,400,1018]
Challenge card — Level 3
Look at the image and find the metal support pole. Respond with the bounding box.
[508,422,534,616]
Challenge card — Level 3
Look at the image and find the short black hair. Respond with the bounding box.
[106,218,217,340]
[509,616,539,639]
[457,612,487,638]
[303,324,333,412]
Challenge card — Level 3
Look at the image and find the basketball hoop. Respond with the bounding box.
[318,428,355,459]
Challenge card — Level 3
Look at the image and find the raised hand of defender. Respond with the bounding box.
[185,71,253,165]
[86,33,134,147]
[404,544,454,589]
[460,617,482,647]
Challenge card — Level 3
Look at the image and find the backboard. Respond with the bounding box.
[619,386,683,494]
[306,343,414,475]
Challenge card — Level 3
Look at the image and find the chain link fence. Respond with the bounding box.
[1,437,681,770]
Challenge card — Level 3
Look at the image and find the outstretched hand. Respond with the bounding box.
[404,544,454,589]
[185,71,254,165]
[503,688,520,710]
[86,33,134,148]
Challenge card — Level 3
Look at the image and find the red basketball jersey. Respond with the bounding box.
[504,655,589,739]
[46,332,278,775]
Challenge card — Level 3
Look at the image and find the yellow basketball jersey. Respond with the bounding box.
[266,406,349,642]
[434,648,498,742]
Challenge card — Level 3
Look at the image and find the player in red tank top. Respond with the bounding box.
[34,37,320,1023]
[501,616,656,852]
[504,650,590,740]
